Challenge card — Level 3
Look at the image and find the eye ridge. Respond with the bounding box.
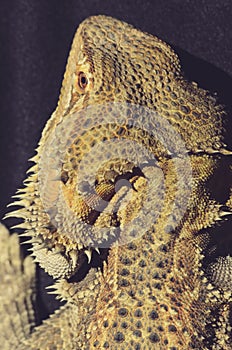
[78,71,88,90]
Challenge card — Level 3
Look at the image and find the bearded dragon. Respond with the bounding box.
[1,15,232,349]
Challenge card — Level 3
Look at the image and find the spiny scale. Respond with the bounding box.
[0,15,232,350]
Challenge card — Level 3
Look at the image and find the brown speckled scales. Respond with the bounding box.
[1,15,232,349]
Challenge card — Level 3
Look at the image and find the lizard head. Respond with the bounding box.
[5,15,229,280]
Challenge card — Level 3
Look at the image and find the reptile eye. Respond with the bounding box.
[78,72,88,90]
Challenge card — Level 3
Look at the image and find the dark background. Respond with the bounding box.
[0,0,232,318]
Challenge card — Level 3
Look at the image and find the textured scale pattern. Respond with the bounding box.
[1,15,232,349]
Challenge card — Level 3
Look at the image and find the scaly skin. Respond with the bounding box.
[1,15,232,349]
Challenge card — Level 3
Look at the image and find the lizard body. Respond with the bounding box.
[1,15,232,349]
